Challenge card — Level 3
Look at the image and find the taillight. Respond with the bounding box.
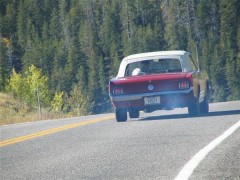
[179,81,189,89]
[113,87,123,95]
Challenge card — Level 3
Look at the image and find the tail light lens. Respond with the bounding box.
[179,81,189,89]
[113,87,123,95]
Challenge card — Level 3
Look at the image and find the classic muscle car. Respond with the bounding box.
[109,50,210,122]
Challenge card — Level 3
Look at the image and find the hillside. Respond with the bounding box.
[0,93,66,125]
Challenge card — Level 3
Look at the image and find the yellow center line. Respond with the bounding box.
[0,115,114,147]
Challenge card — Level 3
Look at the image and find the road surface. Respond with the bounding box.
[1,101,240,180]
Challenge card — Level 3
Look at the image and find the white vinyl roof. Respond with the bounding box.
[117,50,193,77]
[123,51,188,61]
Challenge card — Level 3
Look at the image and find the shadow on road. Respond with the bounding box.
[138,110,240,121]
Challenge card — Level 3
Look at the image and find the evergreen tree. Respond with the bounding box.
[219,0,240,100]
[51,40,68,92]
[63,37,81,92]
[0,36,9,90]
[49,7,61,40]
[120,0,135,55]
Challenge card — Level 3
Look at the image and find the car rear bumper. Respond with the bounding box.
[109,87,195,110]
[110,87,193,101]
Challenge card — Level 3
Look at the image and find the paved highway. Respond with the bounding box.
[1,101,240,180]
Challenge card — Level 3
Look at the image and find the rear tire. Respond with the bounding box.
[200,92,209,114]
[129,108,140,118]
[188,98,200,116]
[115,108,127,122]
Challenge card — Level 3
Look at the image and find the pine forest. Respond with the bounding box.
[1,0,240,116]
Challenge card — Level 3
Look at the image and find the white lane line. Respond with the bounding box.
[175,120,240,180]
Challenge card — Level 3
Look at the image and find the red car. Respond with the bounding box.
[109,51,210,122]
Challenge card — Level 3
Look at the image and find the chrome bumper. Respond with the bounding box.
[109,87,193,102]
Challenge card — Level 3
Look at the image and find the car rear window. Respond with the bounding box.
[125,58,182,77]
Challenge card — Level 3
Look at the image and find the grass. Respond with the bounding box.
[0,92,68,126]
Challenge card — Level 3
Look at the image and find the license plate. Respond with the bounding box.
[144,96,160,105]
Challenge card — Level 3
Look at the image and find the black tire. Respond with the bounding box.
[115,108,127,122]
[188,98,200,116]
[200,92,209,114]
[129,108,140,118]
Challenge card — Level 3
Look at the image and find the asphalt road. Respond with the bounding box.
[1,101,240,180]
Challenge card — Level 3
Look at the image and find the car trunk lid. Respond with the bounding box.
[111,73,192,94]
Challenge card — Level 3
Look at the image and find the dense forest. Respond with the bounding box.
[0,0,240,115]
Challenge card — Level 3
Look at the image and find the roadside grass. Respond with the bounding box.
[0,92,68,125]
